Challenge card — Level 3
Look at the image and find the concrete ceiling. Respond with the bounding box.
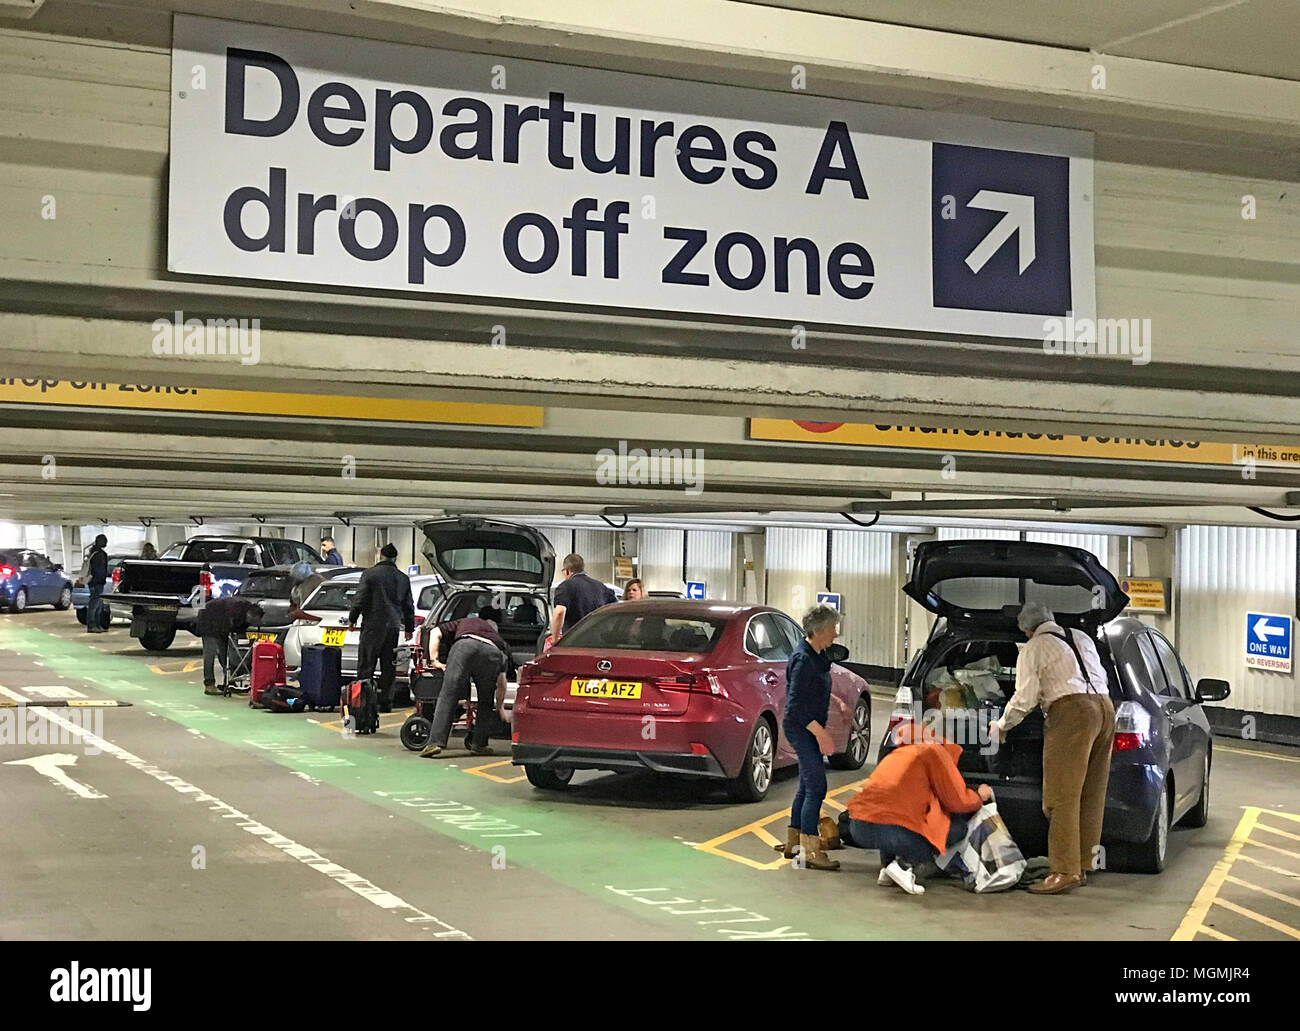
[746,0,1300,81]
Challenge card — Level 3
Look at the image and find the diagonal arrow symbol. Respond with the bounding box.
[964,190,1036,274]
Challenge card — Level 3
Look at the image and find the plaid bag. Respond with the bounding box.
[935,802,1026,893]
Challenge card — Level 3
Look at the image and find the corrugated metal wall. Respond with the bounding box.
[831,530,903,670]
[574,529,614,583]
[686,530,738,600]
[639,528,686,595]
[1177,525,1297,718]
[764,527,825,620]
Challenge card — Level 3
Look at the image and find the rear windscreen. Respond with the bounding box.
[558,611,726,653]
[439,547,541,577]
[308,582,361,611]
[180,540,248,563]
[934,577,1100,618]
[239,573,295,599]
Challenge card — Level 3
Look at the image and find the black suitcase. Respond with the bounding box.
[300,643,342,710]
[341,678,380,735]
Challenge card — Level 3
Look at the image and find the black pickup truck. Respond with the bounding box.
[114,536,324,650]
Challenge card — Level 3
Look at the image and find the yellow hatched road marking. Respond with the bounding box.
[463,759,526,784]
[1224,876,1300,909]
[1217,745,1300,764]
[1173,805,1300,941]
[694,778,865,870]
[1254,822,1300,843]
[149,659,203,675]
[1211,898,1300,939]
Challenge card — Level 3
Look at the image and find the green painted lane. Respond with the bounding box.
[0,623,902,940]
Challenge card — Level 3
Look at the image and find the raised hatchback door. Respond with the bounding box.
[904,538,1127,629]
[419,518,556,589]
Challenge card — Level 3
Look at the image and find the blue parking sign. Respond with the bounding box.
[1245,612,1291,673]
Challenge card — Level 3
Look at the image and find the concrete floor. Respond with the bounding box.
[2,609,1298,941]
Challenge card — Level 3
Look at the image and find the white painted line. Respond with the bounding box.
[3,752,107,799]
[0,684,471,940]
[23,685,87,699]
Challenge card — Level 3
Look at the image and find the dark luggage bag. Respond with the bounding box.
[261,682,309,713]
[300,643,342,710]
[341,678,380,735]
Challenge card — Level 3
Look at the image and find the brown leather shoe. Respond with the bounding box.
[798,833,840,871]
[772,826,800,859]
[1029,872,1083,894]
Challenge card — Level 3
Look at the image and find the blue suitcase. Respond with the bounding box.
[300,643,342,710]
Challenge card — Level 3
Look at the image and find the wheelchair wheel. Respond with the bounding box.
[400,715,431,752]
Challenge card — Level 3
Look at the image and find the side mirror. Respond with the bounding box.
[53,564,62,571]
[825,643,850,664]
[1195,678,1230,703]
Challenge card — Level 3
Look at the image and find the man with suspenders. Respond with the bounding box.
[990,600,1116,895]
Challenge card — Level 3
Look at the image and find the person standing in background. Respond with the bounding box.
[622,578,645,601]
[320,536,344,566]
[348,543,415,712]
[140,541,159,561]
[550,553,616,642]
[85,534,109,634]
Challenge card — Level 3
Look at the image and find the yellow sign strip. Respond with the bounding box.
[750,418,1300,468]
[0,379,542,428]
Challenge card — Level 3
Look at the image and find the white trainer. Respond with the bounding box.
[884,859,926,895]
[877,867,893,886]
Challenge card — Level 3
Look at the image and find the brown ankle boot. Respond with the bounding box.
[799,833,841,871]
[772,826,800,859]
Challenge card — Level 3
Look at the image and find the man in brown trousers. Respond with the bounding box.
[990,601,1115,894]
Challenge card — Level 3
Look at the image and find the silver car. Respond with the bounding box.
[283,572,411,682]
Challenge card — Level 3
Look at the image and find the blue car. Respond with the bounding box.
[0,548,73,613]
[881,539,1230,874]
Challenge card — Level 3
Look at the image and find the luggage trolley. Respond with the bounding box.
[399,669,480,752]
[221,631,255,697]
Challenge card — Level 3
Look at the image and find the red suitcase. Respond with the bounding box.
[250,641,286,708]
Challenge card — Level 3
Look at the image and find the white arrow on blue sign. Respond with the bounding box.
[685,581,706,600]
[1245,612,1292,673]
[817,592,841,611]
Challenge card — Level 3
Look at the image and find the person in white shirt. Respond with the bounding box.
[990,600,1115,894]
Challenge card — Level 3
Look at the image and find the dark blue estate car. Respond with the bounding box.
[0,548,73,613]
[881,539,1230,873]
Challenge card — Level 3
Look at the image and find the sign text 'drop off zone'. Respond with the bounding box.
[168,15,1095,338]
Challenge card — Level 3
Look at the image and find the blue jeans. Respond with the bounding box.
[786,723,827,835]
[851,814,971,868]
[85,584,104,632]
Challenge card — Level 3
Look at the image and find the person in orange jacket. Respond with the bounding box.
[847,720,991,894]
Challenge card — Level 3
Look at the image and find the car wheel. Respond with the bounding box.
[830,694,872,770]
[75,607,88,625]
[728,717,776,802]
[1125,782,1171,874]
[139,627,176,651]
[1179,753,1210,829]
[12,588,26,613]
[524,764,573,791]
[399,715,431,752]
[54,586,72,610]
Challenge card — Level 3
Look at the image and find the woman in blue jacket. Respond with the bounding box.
[776,604,842,871]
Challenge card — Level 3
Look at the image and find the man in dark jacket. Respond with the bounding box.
[196,596,265,695]
[85,534,109,634]
[348,543,414,712]
[550,553,617,642]
[320,536,344,566]
[419,605,511,758]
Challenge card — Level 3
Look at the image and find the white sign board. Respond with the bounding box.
[168,16,1095,339]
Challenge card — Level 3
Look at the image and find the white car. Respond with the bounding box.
[283,572,412,682]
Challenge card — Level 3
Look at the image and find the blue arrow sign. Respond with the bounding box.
[685,581,706,600]
[1245,612,1291,671]
[817,592,841,611]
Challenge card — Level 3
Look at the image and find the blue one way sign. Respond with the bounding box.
[1245,612,1291,673]
[817,592,841,611]
[685,581,706,600]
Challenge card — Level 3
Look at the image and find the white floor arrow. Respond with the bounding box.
[964,190,1036,274]
[4,752,107,799]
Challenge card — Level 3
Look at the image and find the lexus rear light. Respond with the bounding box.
[288,608,321,624]
[1113,701,1152,752]
[657,672,728,698]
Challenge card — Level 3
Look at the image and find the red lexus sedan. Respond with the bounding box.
[510,600,872,801]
